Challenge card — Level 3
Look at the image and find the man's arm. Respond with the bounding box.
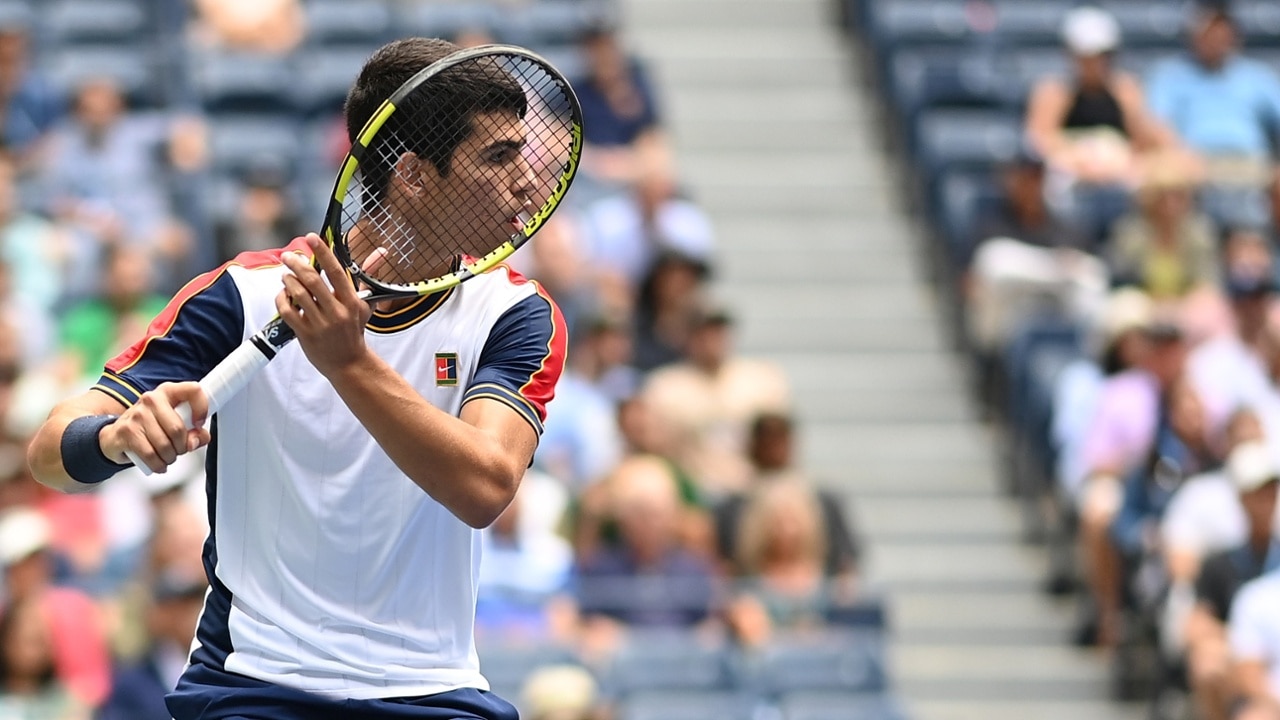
[27,383,209,492]
[279,236,564,528]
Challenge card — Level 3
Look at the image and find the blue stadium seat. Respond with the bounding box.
[207,114,303,179]
[293,47,370,116]
[889,48,1001,124]
[992,0,1073,47]
[304,0,391,47]
[780,691,908,720]
[0,2,32,33]
[394,3,503,45]
[606,631,735,695]
[996,46,1068,108]
[1096,0,1185,49]
[502,0,598,48]
[913,108,1022,178]
[476,643,580,703]
[867,0,978,57]
[41,0,148,46]
[753,631,887,697]
[935,169,1001,270]
[616,691,756,720]
[192,51,296,114]
[1237,1,1280,48]
[42,45,156,106]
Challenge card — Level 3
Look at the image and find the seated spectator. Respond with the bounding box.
[641,301,791,498]
[40,78,199,294]
[1184,441,1279,720]
[715,413,860,578]
[99,569,207,720]
[212,163,306,262]
[0,595,90,720]
[631,250,710,371]
[725,480,855,646]
[537,314,629,490]
[1076,293,1188,647]
[476,469,575,644]
[1146,4,1280,229]
[964,148,1107,361]
[571,22,671,187]
[1227,568,1280,719]
[1026,7,1169,192]
[1106,150,1219,299]
[577,156,715,291]
[0,508,109,708]
[0,22,61,168]
[574,456,719,634]
[518,664,604,720]
[56,244,168,385]
[190,0,304,55]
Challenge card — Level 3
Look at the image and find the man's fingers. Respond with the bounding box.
[309,233,361,304]
[281,274,322,317]
[282,244,341,314]
[275,289,306,334]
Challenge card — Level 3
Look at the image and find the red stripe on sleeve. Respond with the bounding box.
[519,282,568,421]
[104,238,310,375]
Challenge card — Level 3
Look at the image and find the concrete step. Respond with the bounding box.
[625,0,829,29]
[855,495,1023,541]
[907,700,1143,720]
[696,182,898,215]
[871,540,1046,588]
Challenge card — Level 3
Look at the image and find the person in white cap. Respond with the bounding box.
[1026,6,1172,189]
[1174,439,1280,720]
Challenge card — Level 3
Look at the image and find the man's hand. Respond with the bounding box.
[278,233,375,378]
[100,382,210,473]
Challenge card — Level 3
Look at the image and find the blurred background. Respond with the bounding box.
[1,0,1280,719]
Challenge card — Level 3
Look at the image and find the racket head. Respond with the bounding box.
[323,42,583,297]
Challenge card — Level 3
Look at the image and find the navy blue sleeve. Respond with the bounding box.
[462,290,567,435]
[94,269,245,407]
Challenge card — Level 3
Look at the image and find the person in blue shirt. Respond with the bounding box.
[1145,4,1280,228]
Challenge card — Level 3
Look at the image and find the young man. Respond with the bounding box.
[27,38,566,720]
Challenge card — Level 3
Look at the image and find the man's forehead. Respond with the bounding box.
[466,110,528,145]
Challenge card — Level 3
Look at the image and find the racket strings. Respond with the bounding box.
[337,53,578,293]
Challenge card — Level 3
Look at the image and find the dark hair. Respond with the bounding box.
[343,37,528,200]
[750,412,793,444]
[0,596,56,689]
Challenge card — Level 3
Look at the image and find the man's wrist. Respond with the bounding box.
[60,415,129,485]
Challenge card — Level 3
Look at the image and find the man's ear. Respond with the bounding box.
[392,153,430,196]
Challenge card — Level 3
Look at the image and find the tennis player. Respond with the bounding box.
[28,38,565,720]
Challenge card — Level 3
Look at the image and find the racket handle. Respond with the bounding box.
[126,320,287,475]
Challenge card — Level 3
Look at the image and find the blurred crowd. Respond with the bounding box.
[943,2,1280,718]
[0,1,877,719]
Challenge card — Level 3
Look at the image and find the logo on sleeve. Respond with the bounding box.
[435,352,458,386]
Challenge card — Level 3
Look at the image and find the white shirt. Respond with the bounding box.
[1161,470,1246,558]
[95,241,566,700]
[1229,571,1280,699]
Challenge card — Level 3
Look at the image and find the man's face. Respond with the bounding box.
[1193,17,1236,69]
[1241,480,1278,534]
[430,110,535,253]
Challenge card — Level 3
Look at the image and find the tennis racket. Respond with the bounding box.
[126,43,582,473]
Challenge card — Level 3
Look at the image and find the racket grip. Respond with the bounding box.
[126,332,278,475]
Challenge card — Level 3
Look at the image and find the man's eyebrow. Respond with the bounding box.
[484,138,527,153]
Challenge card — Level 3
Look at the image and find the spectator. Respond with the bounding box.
[641,300,791,498]
[1146,3,1280,229]
[574,456,718,634]
[714,413,860,578]
[0,154,67,320]
[631,250,711,372]
[0,21,61,168]
[189,0,304,55]
[964,148,1107,361]
[1227,567,1280,719]
[212,164,306,262]
[1076,291,1187,648]
[725,480,853,645]
[99,569,208,720]
[576,155,715,290]
[537,314,630,490]
[476,469,576,644]
[1184,441,1280,720]
[518,664,603,720]
[1026,6,1169,191]
[56,244,167,384]
[0,508,109,708]
[0,595,89,720]
[572,22,670,187]
[40,77,197,297]
[1106,150,1219,299]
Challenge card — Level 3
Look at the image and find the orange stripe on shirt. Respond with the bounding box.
[105,237,312,375]
[490,264,567,422]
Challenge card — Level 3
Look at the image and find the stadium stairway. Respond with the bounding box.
[619,0,1145,718]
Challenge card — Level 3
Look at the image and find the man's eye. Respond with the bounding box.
[486,149,515,164]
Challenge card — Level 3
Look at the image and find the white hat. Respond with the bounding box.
[1228,441,1279,493]
[520,664,598,720]
[0,508,50,566]
[1102,288,1155,343]
[1063,6,1121,56]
